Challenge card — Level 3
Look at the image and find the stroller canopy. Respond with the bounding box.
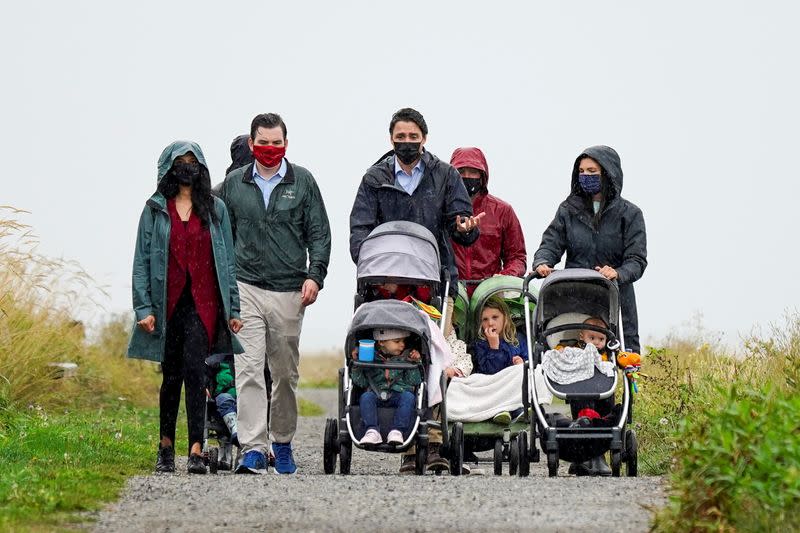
[356,221,441,283]
[535,269,619,329]
[345,299,432,355]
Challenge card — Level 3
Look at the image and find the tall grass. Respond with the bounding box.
[640,313,800,532]
[0,207,159,415]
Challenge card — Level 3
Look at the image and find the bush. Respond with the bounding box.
[644,313,800,531]
[653,384,800,531]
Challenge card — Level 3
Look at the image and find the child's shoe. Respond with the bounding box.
[222,412,239,446]
[492,411,512,425]
[386,429,403,445]
[360,428,383,445]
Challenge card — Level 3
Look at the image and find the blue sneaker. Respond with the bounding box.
[272,442,297,474]
[235,450,267,474]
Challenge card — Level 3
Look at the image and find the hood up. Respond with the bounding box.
[156,140,209,184]
[450,147,489,193]
[570,145,623,202]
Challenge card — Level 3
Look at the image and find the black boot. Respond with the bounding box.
[568,455,611,476]
[155,445,175,473]
[187,453,207,474]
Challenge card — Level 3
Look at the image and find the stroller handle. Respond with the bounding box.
[522,271,541,303]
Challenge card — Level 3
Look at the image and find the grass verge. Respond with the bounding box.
[0,405,158,531]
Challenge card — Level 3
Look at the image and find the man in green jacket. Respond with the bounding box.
[217,113,331,475]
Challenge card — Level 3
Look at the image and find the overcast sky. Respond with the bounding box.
[2,1,798,352]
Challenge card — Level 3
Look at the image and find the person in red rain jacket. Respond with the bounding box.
[450,147,527,296]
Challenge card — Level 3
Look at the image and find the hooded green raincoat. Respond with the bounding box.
[127,141,243,362]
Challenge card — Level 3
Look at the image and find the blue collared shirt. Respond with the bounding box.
[253,158,287,209]
[394,156,425,195]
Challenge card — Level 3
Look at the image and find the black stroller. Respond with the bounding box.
[521,268,639,477]
[202,353,273,473]
[202,352,238,473]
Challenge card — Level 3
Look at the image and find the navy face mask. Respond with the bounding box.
[578,173,602,195]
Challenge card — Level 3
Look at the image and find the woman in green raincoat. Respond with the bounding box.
[127,141,243,474]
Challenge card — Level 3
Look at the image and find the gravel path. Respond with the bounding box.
[92,389,666,532]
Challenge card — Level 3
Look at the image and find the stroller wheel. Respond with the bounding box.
[209,448,219,475]
[339,439,352,475]
[547,451,559,477]
[611,451,622,477]
[414,440,428,476]
[449,422,464,477]
[493,440,503,476]
[509,438,519,476]
[323,418,338,475]
[518,430,530,477]
[625,429,638,477]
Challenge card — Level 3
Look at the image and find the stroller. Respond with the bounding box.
[202,352,239,474]
[323,299,450,475]
[323,221,456,475]
[202,353,273,474]
[448,275,539,476]
[522,268,638,477]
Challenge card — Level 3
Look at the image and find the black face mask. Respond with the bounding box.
[394,142,422,165]
[170,161,200,186]
[462,178,482,196]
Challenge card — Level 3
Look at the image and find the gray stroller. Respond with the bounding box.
[522,268,638,477]
[323,299,440,475]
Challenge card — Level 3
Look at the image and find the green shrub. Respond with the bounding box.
[653,383,800,532]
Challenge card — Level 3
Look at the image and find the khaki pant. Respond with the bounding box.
[234,282,305,454]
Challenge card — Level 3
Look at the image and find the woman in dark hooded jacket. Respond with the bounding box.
[532,145,647,352]
[532,145,646,477]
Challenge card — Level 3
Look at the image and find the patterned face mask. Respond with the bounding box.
[578,173,602,195]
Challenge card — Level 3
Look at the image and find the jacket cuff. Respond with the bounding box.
[308,274,325,291]
[135,307,153,321]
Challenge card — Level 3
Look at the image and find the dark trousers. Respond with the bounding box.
[360,390,415,434]
[160,285,209,454]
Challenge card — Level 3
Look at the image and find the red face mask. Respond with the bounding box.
[252,144,286,168]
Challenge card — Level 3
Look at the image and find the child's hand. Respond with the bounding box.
[351,348,358,360]
[485,326,500,350]
[445,367,463,378]
[408,349,421,361]
[512,356,524,365]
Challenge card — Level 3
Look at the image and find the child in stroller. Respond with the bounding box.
[351,327,422,445]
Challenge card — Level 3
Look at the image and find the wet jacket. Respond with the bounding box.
[532,145,647,352]
[128,141,243,362]
[449,147,527,295]
[218,161,331,292]
[351,350,423,394]
[349,150,478,295]
[472,332,529,375]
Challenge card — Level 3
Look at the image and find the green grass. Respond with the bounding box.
[298,397,324,417]
[0,405,158,531]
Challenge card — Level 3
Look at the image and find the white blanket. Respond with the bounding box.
[540,344,616,384]
[445,365,552,422]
